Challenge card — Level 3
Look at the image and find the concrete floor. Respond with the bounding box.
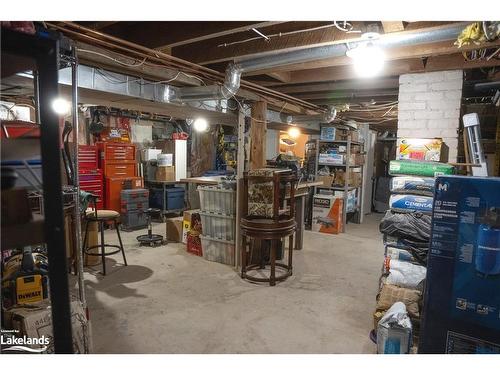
[82,213,384,354]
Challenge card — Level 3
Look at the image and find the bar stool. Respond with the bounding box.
[83,195,127,275]
[241,169,297,286]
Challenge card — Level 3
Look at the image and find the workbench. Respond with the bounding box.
[291,181,323,250]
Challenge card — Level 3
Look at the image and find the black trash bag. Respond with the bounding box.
[380,210,432,265]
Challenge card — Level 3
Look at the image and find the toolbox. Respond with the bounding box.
[105,176,143,212]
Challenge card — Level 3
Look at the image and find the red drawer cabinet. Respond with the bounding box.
[79,169,104,209]
[78,145,98,170]
[104,162,136,178]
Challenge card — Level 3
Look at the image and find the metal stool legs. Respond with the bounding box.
[83,219,127,276]
[115,219,127,266]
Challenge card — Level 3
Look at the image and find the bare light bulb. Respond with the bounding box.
[288,127,301,138]
[52,98,71,115]
[193,117,208,132]
[346,43,385,78]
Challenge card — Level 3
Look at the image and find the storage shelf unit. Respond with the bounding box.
[1,27,74,353]
[313,134,365,230]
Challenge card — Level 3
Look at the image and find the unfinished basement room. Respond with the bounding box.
[1,2,500,373]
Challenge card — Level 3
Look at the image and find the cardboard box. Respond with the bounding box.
[397,138,443,161]
[316,175,335,188]
[182,209,201,243]
[155,166,175,182]
[320,126,336,141]
[333,169,362,187]
[3,299,91,353]
[1,188,32,226]
[349,153,365,166]
[311,194,343,234]
[166,216,183,242]
[419,176,500,353]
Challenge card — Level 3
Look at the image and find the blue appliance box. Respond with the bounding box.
[419,176,500,353]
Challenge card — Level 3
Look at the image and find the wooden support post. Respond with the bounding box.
[249,101,267,170]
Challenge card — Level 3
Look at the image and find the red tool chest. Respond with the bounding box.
[96,142,140,210]
[80,169,104,209]
[105,176,143,213]
[77,145,103,209]
[78,145,99,170]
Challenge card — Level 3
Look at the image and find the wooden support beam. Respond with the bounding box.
[159,21,286,50]
[267,71,292,83]
[382,22,405,33]
[273,78,400,94]
[253,54,500,87]
[249,101,267,170]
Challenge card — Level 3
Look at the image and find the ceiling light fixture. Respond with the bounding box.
[193,117,209,132]
[52,98,71,115]
[346,33,385,78]
[288,127,301,139]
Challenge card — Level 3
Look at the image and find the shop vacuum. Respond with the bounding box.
[1,246,49,308]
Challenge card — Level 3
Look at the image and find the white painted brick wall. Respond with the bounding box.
[397,69,463,162]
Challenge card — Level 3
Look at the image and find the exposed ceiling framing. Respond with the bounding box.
[44,21,500,129]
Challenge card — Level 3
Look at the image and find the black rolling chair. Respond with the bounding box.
[82,194,127,275]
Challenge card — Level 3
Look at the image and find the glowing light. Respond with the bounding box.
[193,117,208,132]
[52,98,71,115]
[288,127,301,138]
[346,43,385,78]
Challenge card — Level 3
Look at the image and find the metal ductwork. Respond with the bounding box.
[282,106,337,124]
[234,23,466,73]
[182,22,467,114]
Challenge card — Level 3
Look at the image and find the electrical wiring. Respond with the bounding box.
[77,48,147,67]
[217,22,361,48]
[78,48,208,86]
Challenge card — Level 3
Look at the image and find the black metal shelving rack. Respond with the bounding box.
[1,28,73,353]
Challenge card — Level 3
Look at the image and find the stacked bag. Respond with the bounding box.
[374,158,455,353]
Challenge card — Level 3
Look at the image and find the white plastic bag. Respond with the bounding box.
[386,259,427,289]
[377,302,412,354]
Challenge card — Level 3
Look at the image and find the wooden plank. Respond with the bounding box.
[249,101,267,169]
[269,78,400,94]
[159,21,285,50]
[267,71,292,83]
[235,110,246,269]
[382,21,405,33]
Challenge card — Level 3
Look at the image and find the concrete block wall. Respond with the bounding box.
[397,70,463,162]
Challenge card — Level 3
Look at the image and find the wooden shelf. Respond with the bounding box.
[318,163,363,167]
[318,140,364,145]
[1,214,44,250]
[317,186,358,191]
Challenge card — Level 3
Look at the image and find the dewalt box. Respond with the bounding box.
[311,194,343,234]
[1,249,49,309]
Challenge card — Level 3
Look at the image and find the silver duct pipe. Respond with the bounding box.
[236,23,466,73]
[283,106,337,124]
[191,22,466,118]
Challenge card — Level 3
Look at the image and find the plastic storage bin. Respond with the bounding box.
[197,186,236,215]
[1,159,42,188]
[149,187,185,211]
[200,235,235,266]
[200,212,235,242]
